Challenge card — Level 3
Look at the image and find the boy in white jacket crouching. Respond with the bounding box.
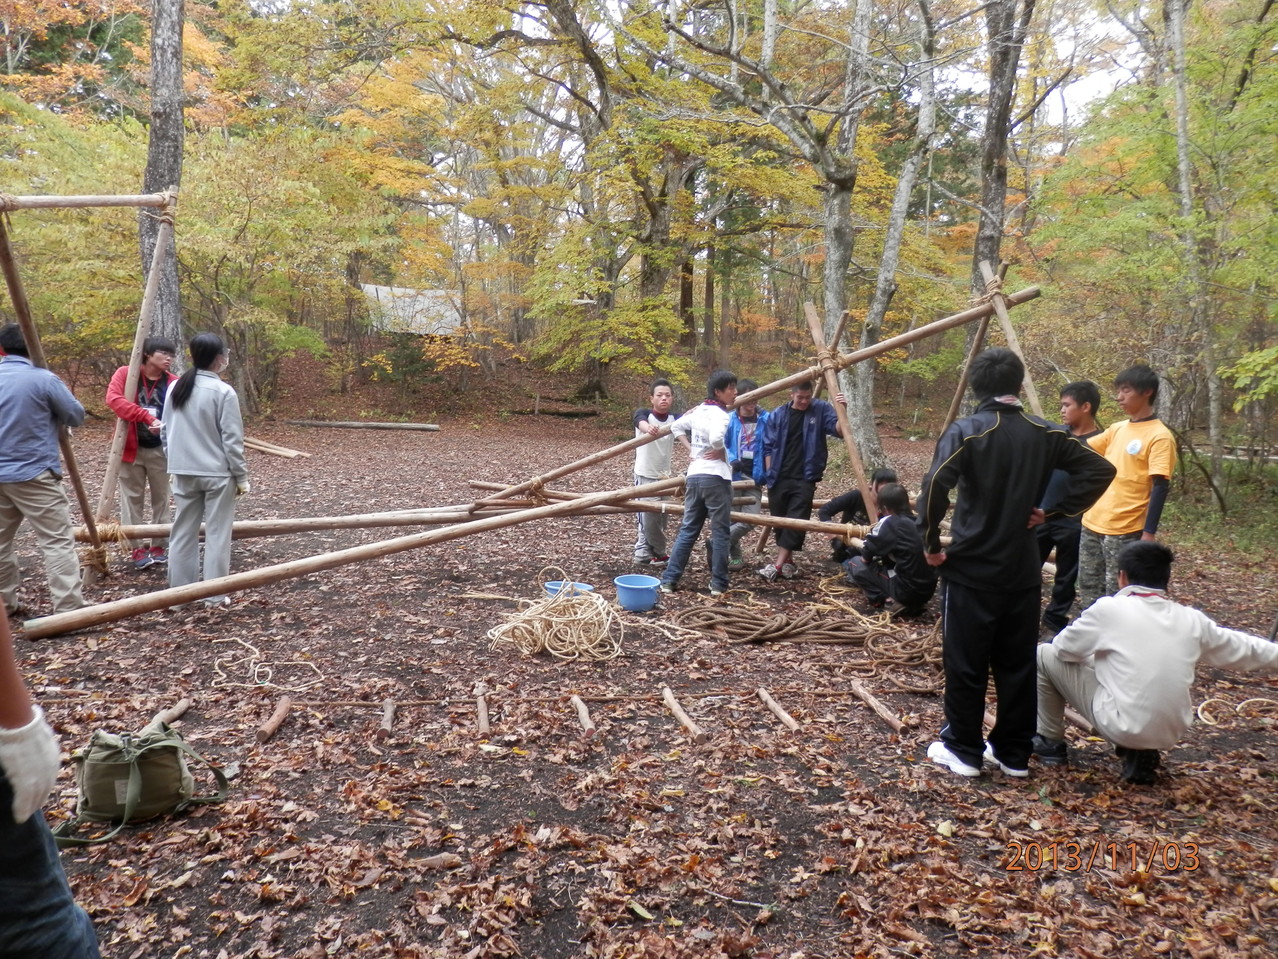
[1034,540,1278,784]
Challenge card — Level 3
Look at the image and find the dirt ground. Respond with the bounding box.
[10,413,1278,959]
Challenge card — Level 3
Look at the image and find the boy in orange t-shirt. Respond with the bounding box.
[1077,365,1177,611]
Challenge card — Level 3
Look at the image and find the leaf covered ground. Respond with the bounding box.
[12,416,1278,959]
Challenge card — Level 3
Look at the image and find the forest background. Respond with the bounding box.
[1,0,1275,510]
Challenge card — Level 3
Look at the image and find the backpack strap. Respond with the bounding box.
[52,756,143,848]
[159,736,230,807]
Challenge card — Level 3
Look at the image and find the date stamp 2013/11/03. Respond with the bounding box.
[1005,840,1200,872]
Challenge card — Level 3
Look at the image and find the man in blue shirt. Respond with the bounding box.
[0,325,88,617]
[756,380,845,581]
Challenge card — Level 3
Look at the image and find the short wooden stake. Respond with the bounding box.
[152,698,191,726]
[661,685,709,744]
[376,699,396,741]
[476,695,491,736]
[1065,707,1094,734]
[846,679,904,734]
[570,695,596,737]
[257,696,292,744]
[757,687,800,731]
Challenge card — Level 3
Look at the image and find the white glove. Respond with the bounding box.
[236,480,251,496]
[0,705,61,824]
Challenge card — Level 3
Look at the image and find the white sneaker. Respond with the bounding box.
[983,743,1029,778]
[927,741,982,777]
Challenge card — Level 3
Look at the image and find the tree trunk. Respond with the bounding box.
[680,258,695,347]
[139,0,185,355]
[848,0,937,470]
[702,243,715,369]
[1166,0,1221,482]
[971,0,1035,296]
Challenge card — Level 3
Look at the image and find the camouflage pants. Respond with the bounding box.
[1077,529,1141,611]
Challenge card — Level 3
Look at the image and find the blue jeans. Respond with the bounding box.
[661,475,732,592]
[0,773,100,958]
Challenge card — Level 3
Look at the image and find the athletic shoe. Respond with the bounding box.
[727,556,744,571]
[927,741,982,778]
[779,562,798,580]
[709,589,725,598]
[132,547,155,570]
[633,555,655,566]
[757,564,780,582]
[149,546,168,565]
[659,582,675,594]
[983,743,1030,778]
[1032,734,1069,766]
[1119,747,1160,785]
[650,555,669,567]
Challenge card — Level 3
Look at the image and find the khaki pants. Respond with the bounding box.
[118,445,171,549]
[1036,643,1101,742]
[168,474,237,603]
[0,471,87,615]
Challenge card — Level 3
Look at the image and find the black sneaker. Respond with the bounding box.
[1032,734,1069,766]
[1119,747,1160,785]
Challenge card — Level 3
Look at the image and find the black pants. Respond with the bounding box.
[846,557,929,609]
[769,478,816,552]
[1037,520,1081,631]
[939,580,1041,769]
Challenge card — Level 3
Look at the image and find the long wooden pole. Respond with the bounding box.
[0,218,103,560]
[805,302,878,524]
[87,198,177,585]
[24,478,679,639]
[0,193,173,211]
[472,285,1040,509]
[980,261,1043,417]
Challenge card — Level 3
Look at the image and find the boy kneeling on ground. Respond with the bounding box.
[841,483,936,616]
[1034,540,1278,785]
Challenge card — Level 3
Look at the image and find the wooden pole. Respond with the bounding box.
[0,218,104,563]
[470,480,874,540]
[256,696,292,743]
[757,687,801,731]
[812,310,851,399]
[805,302,878,524]
[979,261,1043,417]
[376,700,396,741]
[846,679,905,734]
[25,478,681,639]
[87,198,176,585]
[473,285,1040,509]
[152,698,191,726]
[476,695,491,736]
[942,315,991,430]
[0,193,172,211]
[661,685,710,744]
[570,695,597,737]
[283,419,440,432]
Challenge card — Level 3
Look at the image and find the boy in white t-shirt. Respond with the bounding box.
[631,379,677,565]
[659,371,738,597]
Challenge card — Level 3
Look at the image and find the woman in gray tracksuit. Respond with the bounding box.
[161,334,249,606]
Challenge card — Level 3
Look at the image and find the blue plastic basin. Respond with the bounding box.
[614,574,661,612]
[544,581,595,598]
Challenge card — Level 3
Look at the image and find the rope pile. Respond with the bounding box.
[487,573,624,661]
[673,580,942,691]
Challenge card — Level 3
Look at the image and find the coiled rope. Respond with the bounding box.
[487,568,624,661]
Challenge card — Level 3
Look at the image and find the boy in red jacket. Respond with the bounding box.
[105,337,178,569]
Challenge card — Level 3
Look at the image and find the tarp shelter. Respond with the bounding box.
[360,284,462,335]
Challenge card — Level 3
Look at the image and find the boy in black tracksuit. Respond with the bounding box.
[842,484,935,613]
[918,349,1116,778]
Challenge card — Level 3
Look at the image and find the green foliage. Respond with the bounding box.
[1221,347,1278,411]
[529,295,694,384]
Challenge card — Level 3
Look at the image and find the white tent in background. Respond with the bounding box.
[360,284,463,335]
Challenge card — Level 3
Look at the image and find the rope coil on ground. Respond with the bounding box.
[487,567,624,661]
[673,576,942,691]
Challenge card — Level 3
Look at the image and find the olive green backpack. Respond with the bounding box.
[53,719,229,847]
